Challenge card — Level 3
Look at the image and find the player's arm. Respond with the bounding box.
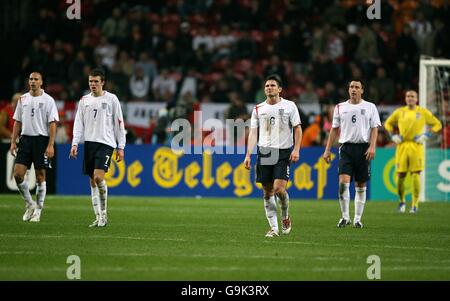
[10,120,21,157]
[113,97,126,162]
[70,99,84,159]
[427,110,442,134]
[290,125,302,163]
[322,127,338,163]
[244,126,257,170]
[244,107,259,170]
[365,126,378,160]
[322,104,340,163]
[414,110,443,143]
[46,121,57,159]
[384,110,402,143]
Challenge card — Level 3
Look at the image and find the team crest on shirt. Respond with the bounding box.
[102,103,107,109]
[39,103,44,109]
[416,113,421,119]
[279,109,284,116]
[361,109,366,115]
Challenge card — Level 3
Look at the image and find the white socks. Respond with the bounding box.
[17,180,35,207]
[354,187,367,223]
[338,182,350,220]
[264,195,278,232]
[90,186,100,217]
[34,181,46,215]
[97,180,108,216]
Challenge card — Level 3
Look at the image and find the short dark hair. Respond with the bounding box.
[265,74,283,87]
[349,79,365,89]
[90,68,106,81]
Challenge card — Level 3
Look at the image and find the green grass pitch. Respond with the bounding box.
[0,194,449,280]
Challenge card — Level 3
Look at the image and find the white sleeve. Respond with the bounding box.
[48,99,60,123]
[370,104,381,128]
[13,99,22,122]
[250,107,259,129]
[290,103,301,127]
[113,96,126,149]
[71,100,84,146]
[331,105,340,128]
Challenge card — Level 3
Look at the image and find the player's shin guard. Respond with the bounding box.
[264,196,278,232]
[17,180,35,206]
[397,176,406,203]
[97,180,108,216]
[277,192,289,220]
[338,183,350,220]
[354,187,367,222]
[412,173,421,208]
[90,186,100,217]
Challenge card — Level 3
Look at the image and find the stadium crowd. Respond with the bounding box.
[1,0,449,146]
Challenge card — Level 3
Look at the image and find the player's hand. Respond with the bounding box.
[244,155,251,170]
[45,145,55,159]
[290,149,300,163]
[391,134,402,144]
[322,150,332,164]
[69,145,78,159]
[365,146,375,161]
[116,149,124,162]
[414,132,431,144]
[9,142,17,157]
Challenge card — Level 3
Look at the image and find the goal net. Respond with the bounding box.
[419,57,450,202]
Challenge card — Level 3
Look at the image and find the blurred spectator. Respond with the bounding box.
[396,25,419,66]
[409,11,433,53]
[177,22,194,65]
[101,7,128,44]
[192,26,214,53]
[179,69,198,99]
[225,92,249,146]
[299,80,319,104]
[232,29,258,60]
[94,36,118,70]
[302,114,322,147]
[213,25,236,61]
[0,93,21,140]
[152,69,177,102]
[210,78,231,103]
[129,67,150,101]
[158,40,182,70]
[355,25,381,77]
[135,52,158,85]
[68,51,88,84]
[369,67,395,104]
[264,55,287,87]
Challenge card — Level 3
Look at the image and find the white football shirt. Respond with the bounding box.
[72,91,126,149]
[332,99,381,143]
[250,98,301,149]
[13,91,59,136]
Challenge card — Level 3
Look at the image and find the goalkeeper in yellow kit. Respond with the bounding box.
[384,90,442,213]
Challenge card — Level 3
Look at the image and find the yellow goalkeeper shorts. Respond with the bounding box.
[395,141,424,173]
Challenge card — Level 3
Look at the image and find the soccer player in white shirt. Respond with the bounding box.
[10,72,59,222]
[322,80,381,228]
[244,75,302,237]
[69,69,126,227]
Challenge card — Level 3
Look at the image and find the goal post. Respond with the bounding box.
[418,56,450,202]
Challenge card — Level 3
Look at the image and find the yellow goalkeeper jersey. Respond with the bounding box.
[384,106,442,141]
